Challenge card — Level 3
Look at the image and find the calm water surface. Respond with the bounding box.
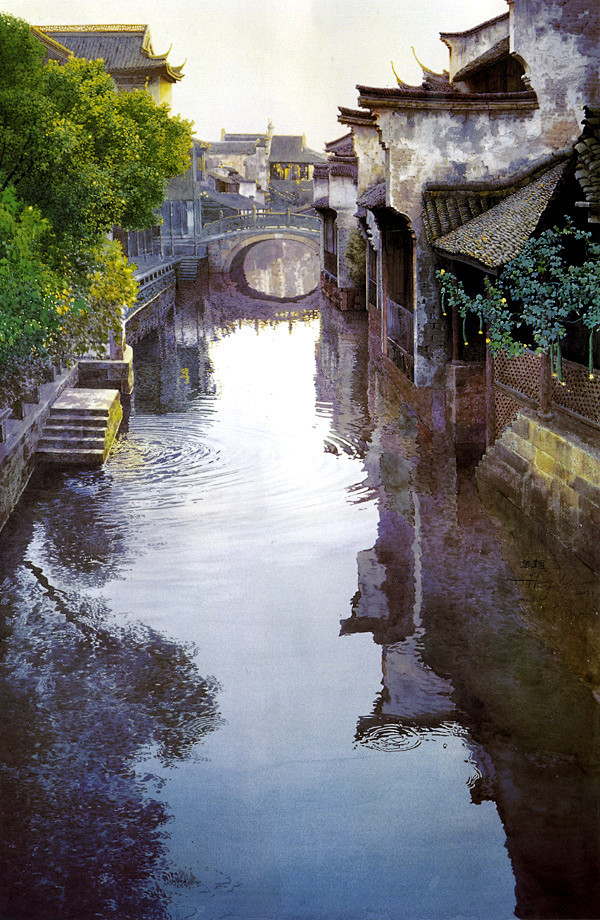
[0,275,599,920]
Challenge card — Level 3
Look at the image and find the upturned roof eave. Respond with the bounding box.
[357,85,538,112]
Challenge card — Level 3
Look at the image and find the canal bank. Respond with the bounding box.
[1,276,598,920]
[0,348,133,533]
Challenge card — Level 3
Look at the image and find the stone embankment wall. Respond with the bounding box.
[477,409,600,572]
[0,366,77,532]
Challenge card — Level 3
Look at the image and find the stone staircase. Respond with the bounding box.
[177,258,200,283]
[36,388,123,466]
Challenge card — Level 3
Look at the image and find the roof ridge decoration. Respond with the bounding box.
[411,46,450,88]
[39,24,147,32]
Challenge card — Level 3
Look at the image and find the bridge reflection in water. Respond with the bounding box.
[0,273,598,920]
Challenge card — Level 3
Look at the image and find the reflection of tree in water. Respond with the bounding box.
[18,465,131,588]
[0,561,223,920]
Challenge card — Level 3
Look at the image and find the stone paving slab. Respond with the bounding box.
[52,388,120,413]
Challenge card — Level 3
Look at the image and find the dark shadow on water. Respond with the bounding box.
[0,484,224,920]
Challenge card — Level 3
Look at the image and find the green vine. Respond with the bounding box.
[436,221,600,383]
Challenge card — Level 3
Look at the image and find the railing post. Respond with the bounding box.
[452,303,460,363]
[539,350,553,419]
[486,335,496,447]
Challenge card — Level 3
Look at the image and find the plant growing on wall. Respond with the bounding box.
[436,222,600,382]
[345,228,366,289]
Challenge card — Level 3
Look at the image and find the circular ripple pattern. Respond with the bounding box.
[107,400,369,538]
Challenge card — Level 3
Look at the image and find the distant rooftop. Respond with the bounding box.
[269,135,326,164]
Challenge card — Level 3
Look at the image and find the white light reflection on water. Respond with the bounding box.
[99,307,516,919]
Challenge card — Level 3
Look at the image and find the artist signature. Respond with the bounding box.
[508,559,600,604]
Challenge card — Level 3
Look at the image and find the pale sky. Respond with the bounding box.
[6,0,507,150]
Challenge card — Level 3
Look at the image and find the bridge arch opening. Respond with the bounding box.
[228,237,320,301]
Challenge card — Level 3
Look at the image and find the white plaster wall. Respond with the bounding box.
[353,125,386,195]
[442,14,510,82]
[313,172,329,202]
[329,174,358,211]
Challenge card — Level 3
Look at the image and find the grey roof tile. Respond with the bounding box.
[433,161,568,268]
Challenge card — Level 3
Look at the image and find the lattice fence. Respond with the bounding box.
[493,349,600,439]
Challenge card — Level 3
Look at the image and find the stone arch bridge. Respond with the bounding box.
[198,212,321,274]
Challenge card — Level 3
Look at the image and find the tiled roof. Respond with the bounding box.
[206,141,259,156]
[422,155,570,241]
[357,83,537,112]
[222,133,268,144]
[38,25,183,80]
[269,135,326,164]
[329,158,358,181]
[200,189,257,211]
[338,106,377,127]
[432,160,568,268]
[575,106,600,220]
[325,133,354,156]
[357,181,386,208]
[31,26,71,62]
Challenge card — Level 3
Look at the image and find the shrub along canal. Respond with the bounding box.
[0,272,599,920]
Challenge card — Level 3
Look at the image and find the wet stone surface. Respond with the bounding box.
[0,275,599,920]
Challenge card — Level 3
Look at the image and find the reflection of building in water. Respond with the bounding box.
[320,305,600,920]
[133,300,216,413]
[314,305,371,452]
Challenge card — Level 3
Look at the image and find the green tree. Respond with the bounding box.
[345,228,366,289]
[0,13,193,403]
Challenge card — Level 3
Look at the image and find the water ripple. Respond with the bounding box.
[108,406,366,528]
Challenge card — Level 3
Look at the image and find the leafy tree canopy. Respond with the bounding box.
[0,17,192,245]
[0,13,193,403]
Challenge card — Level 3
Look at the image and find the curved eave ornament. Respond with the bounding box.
[141,26,185,81]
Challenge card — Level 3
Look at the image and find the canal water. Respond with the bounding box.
[0,268,599,920]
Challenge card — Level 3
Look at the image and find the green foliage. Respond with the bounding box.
[436,222,600,379]
[345,228,366,288]
[0,12,190,403]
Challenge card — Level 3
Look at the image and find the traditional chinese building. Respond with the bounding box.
[36,24,184,106]
[328,0,598,396]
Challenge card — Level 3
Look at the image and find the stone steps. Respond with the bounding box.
[36,388,122,466]
[177,258,199,282]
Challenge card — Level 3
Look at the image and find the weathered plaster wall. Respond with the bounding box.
[442,13,510,82]
[510,0,600,145]
[353,125,386,195]
[377,105,543,384]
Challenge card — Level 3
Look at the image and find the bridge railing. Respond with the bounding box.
[198,211,321,240]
